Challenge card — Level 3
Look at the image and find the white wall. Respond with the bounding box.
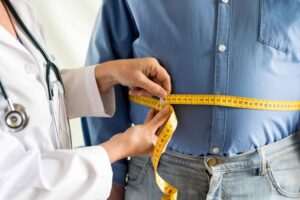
[28,0,102,147]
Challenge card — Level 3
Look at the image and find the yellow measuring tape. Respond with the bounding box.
[129,94,300,200]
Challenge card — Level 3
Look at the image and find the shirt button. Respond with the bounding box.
[221,0,229,4]
[212,147,220,154]
[218,44,226,52]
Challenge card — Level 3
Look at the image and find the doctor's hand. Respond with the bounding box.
[101,106,171,164]
[95,58,171,98]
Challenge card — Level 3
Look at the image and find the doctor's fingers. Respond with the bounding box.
[134,74,169,98]
[145,106,171,131]
[144,108,158,124]
[129,73,171,97]
[141,62,172,98]
[129,88,153,98]
[149,66,172,95]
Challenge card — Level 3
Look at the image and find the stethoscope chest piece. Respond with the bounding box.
[4,103,29,132]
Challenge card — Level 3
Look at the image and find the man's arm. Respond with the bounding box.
[81,0,138,195]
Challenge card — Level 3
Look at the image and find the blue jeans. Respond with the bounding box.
[125,133,300,200]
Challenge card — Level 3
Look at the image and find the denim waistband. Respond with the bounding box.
[160,132,300,174]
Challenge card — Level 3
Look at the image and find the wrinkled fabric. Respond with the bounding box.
[82,0,300,186]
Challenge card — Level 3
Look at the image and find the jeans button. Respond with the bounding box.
[207,158,217,167]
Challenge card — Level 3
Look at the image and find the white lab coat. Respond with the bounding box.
[0,1,115,199]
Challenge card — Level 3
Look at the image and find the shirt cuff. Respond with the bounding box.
[61,66,116,118]
[85,65,116,117]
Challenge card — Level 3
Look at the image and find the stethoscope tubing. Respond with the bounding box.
[3,0,65,100]
[1,0,71,142]
[0,80,14,111]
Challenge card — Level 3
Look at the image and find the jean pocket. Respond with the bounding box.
[266,146,300,198]
[127,156,151,186]
[259,0,300,53]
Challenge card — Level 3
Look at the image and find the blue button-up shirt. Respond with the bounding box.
[82,0,300,186]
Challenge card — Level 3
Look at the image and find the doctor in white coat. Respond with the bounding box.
[0,0,172,199]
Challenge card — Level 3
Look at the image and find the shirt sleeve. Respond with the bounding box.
[0,130,112,199]
[61,66,115,119]
[81,0,139,186]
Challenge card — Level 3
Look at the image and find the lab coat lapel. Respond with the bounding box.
[0,25,31,58]
[0,0,48,65]
[7,0,52,99]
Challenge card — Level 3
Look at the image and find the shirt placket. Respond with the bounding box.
[210,0,231,155]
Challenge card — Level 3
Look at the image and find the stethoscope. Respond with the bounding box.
[0,81,29,132]
[1,0,65,132]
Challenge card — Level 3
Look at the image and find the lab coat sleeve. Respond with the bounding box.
[0,130,112,199]
[60,66,115,119]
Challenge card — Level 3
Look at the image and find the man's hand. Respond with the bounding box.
[95,58,171,98]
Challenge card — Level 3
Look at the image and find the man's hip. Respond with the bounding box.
[125,132,300,200]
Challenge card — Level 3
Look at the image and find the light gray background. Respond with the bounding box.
[28,0,102,147]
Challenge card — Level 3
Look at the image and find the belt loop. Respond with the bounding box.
[257,148,266,176]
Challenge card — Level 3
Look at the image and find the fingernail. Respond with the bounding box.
[160,90,167,98]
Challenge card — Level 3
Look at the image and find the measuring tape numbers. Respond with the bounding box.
[129,94,300,200]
